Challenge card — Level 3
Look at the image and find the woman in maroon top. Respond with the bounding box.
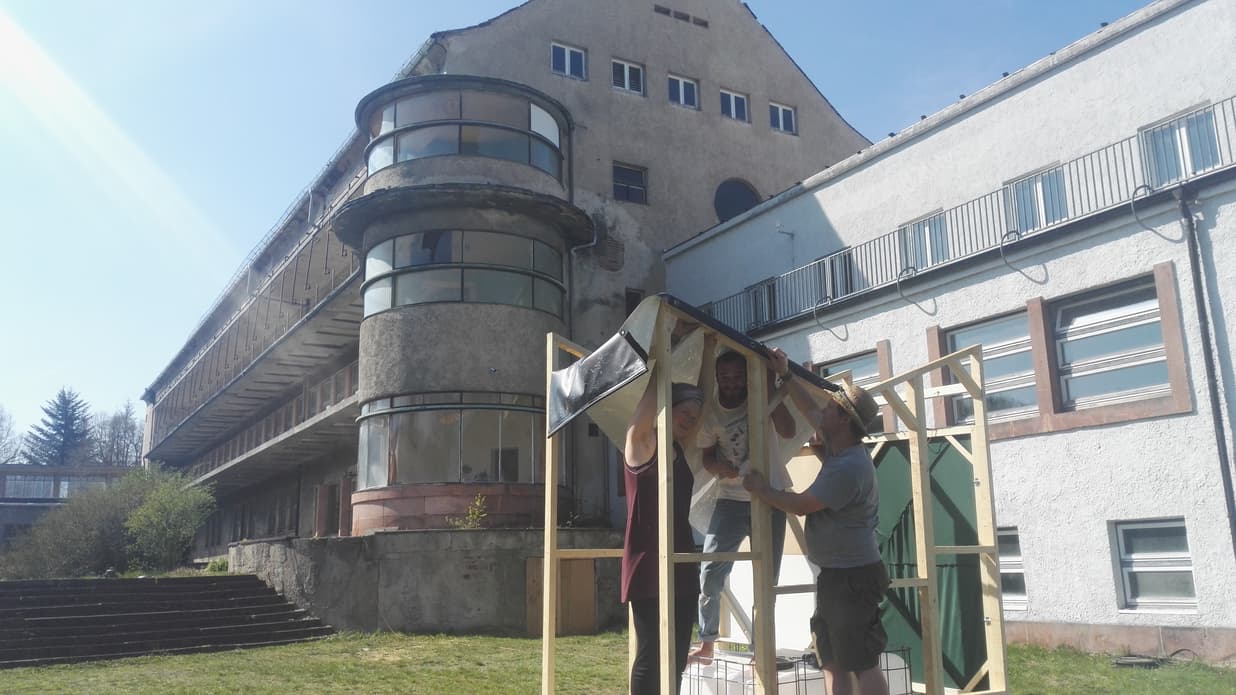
[623,380,703,695]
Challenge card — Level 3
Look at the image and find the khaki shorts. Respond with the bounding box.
[810,562,890,673]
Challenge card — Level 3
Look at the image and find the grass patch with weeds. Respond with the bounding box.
[4,633,1234,694]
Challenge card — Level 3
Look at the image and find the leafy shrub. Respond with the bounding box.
[205,557,229,573]
[446,493,488,529]
[125,479,215,572]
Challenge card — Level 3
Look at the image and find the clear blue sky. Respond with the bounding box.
[0,0,1147,433]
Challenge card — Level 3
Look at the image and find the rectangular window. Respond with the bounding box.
[769,101,796,134]
[668,74,699,108]
[611,59,644,94]
[998,527,1027,610]
[720,89,748,122]
[898,213,949,271]
[6,475,55,498]
[613,163,648,204]
[816,351,880,389]
[1054,277,1168,411]
[824,250,855,299]
[946,312,1038,423]
[1114,518,1195,610]
[550,42,586,80]
[1141,106,1221,188]
[749,279,777,327]
[1007,167,1068,233]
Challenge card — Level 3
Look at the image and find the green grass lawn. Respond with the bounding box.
[3,633,1233,695]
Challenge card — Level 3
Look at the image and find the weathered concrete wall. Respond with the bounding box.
[230,527,624,634]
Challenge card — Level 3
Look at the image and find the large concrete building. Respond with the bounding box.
[667,0,1236,660]
[141,0,864,572]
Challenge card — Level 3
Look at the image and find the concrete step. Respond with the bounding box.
[0,632,334,669]
[0,585,278,609]
[0,618,328,657]
[0,594,287,621]
[0,575,266,596]
[0,606,307,640]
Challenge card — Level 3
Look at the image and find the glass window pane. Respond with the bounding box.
[397,125,458,161]
[1064,361,1169,401]
[460,410,502,482]
[984,352,1035,381]
[396,231,456,267]
[1129,571,1195,600]
[551,44,565,74]
[499,410,535,482]
[721,92,731,117]
[769,105,780,130]
[1123,524,1189,555]
[1060,321,1163,364]
[533,277,564,316]
[569,50,585,78]
[1058,283,1157,330]
[629,66,642,93]
[783,109,794,133]
[395,92,460,127]
[684,81,696,107]
[735,96,747,122]
[821,352,879,383]
[1042,169,1068,224]
[533,241,562,279]
[462,91,527,129]
[1145,125,1182,186]
[459,125,529,164]
[1186,111,1220,172]
[378,105,395,136]
[953,384,1039,421]
[530,140,561,179]
[611,61,625,88]
[669,78,681,103]
[462,231,532,267]
[366,239,394,279]
[997,531,1021,558]
[1013,177,1040,231]
[394,268,461,305]
[950,313,1029,351]
[529,103,560,147]
[1000,573,1026,598]
[364,416,389,489]
[393,410,461,483]
[368,138,394,172]
[463,269,532,306]
[363,277,393,316]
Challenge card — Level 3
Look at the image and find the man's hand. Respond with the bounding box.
[769,348,790,379]
[742,470,768,493]
[715,461,740,479]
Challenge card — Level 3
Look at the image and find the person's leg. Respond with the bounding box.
[820,563,891,695]
[691,499,748,662]
[672,593,698,694]
[628,598,660,695]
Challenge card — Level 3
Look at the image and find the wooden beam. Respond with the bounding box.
[747,357,776,694]
[540,332,566,695]
[652,310,678,695]
[905,375,945,695]
[556,548,624,559]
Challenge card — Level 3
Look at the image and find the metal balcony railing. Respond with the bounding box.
[706,94,1236,333]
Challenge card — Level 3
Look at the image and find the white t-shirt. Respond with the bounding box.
[695,400,790,501]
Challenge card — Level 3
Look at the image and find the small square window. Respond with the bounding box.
[1006,167,1068,233]
[770,101,796,134]
[1113,518,1195,611]
[613,163,648,204]
[816,351,880,389]
[611,59,644,95]
[668,74,699,109]
[997,527,1027,610]
[720,89,748,122]
[1140,106,1221,188]
[550,42,586,80]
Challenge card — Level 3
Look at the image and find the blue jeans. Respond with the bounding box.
[697,498,786,643]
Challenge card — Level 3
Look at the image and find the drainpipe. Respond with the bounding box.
[1174,187,1236,562]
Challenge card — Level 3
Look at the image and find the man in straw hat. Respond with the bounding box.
[743,348,889,695]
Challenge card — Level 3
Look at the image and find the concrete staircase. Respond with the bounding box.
[0,574,333,668]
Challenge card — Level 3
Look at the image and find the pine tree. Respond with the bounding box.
[24,389,93,467]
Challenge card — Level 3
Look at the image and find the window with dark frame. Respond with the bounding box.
[816,351,880,390]
[945,312,1038,424]
[613,163,648,204]
[770,101,796,134]
[998,527,1027,609]
[720,89,748,122]
[668,74,699,108]
[611,59,644,94]
[550,42,586,79]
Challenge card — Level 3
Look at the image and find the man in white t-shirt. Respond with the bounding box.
[688,350,797,664]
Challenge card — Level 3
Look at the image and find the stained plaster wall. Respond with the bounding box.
[230,528,624,634]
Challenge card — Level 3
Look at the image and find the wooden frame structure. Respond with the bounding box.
[540,298,1007,694]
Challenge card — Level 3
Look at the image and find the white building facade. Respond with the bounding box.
[666,0,1236,660]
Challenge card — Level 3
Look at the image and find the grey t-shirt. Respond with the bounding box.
[803,445,881,568]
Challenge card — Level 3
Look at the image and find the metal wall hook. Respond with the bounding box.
[895,266,918,303]
[999,229,1022,269]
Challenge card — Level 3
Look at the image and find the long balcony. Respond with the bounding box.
[706,94,1236,333]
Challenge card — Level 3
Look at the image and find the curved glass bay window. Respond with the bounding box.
[356,393,553,490]
[365,86,565,180]
[362,230,565,318]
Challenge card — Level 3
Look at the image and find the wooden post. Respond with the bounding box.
[652,310,678,695]
[748,358,776,693]
[905,376,945,695]
[966,350,1009,692]
[541,333,562,695]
